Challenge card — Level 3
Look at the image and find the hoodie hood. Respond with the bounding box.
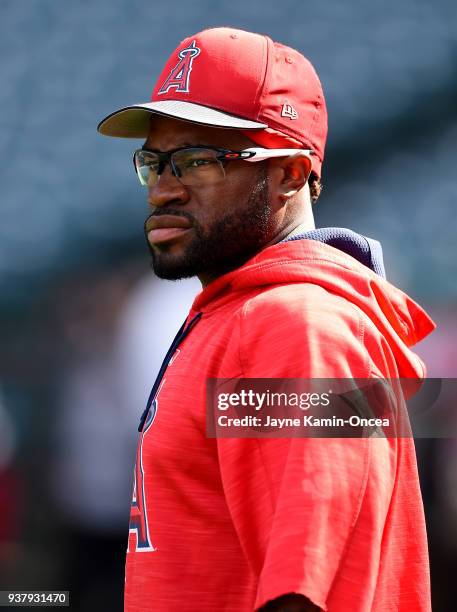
[284,227,386,278]
[190,231,435,378]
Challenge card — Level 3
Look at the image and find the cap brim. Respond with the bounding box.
[97,100,268,137]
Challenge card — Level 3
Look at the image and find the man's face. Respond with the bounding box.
[143,117,274,284]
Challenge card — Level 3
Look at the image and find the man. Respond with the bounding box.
[98,27,435,611]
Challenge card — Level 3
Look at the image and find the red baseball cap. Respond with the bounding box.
[97,27,327,177]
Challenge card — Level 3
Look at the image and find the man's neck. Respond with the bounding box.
[284,221,316,240]
[198,219,316,288]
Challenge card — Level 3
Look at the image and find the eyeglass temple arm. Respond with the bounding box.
[240,148,314,162]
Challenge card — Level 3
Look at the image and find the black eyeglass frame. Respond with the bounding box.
[133,145,257,181]
[133,145,315,181]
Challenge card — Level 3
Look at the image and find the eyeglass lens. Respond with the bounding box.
[135,148,226,187]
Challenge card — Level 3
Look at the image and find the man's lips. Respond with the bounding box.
[146,215,192,231]
[146,214,193,245]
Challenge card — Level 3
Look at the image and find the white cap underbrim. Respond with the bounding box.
[97,100,268,137]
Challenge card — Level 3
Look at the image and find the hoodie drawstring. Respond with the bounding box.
[138,312,203,432]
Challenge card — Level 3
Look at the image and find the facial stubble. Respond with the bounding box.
[145,164,272,281]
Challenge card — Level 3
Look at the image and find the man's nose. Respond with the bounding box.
[147,164,189,208]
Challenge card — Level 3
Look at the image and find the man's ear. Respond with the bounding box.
[277,155,312,202]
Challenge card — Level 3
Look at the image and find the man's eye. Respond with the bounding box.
[188,158,214,168]
[144,162,159,172]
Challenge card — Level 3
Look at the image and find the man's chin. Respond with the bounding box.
[151,248,260,283]
[151,254,200,281]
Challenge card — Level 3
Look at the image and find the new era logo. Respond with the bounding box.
[281,103,298,120]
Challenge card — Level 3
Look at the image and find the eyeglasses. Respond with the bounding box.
[133,146,314,188]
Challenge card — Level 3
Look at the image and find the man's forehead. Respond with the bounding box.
[144,115,256,150]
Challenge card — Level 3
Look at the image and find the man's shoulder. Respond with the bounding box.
[242,282,363,328]
[234,282,376,381]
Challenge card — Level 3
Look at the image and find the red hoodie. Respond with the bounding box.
[125,238,435,612]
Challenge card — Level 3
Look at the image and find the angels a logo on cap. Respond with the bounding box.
[158,40,201,95]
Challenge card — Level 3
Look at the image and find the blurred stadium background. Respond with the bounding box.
[0,0,456,609]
